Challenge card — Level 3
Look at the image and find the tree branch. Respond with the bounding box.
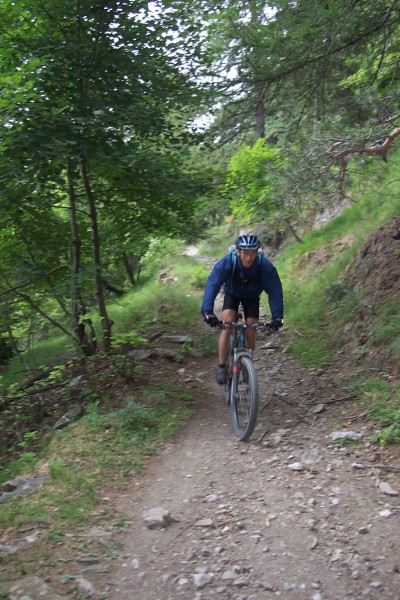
[330,122,400,186]
[0,267,67,298]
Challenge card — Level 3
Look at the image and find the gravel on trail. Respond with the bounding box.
[104,299,400,600]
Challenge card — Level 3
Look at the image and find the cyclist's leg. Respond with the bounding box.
[242,295,260,350]
[220,292,240,364]
[219,310,235,364]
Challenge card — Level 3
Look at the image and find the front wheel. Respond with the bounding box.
[230,355,258,441]
[224,337,235,405]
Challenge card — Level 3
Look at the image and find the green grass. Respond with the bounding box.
[273,161,400,364]
[347,375,400,444]
[0,238,207,503]
[0,383,195,533]
[0,253,205,392]
[197,222,238,257]
[0,335,76,389]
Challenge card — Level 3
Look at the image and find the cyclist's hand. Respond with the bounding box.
[203,313,219,327]
[266,318,283,331]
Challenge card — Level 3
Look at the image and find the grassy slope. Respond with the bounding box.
[272,154,400,442]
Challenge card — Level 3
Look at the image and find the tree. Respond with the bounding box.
[205,0,400,141]
[200,0,400,228]
[223,138,282,223]
[0,0,209,356]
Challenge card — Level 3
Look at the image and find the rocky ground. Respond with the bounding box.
[4,235,400,600]
[8,307,399,600]
[100,316,400,600]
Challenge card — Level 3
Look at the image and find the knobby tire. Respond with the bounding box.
[224,333,236,404]
[230,355,258,441]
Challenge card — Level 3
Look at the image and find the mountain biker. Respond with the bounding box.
[201,234,284,384]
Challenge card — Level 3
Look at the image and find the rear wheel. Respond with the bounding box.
[230,356,258,441]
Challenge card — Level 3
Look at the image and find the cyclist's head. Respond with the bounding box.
[235,234,260,251]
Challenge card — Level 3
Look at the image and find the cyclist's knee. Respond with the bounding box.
[245,317,258,325]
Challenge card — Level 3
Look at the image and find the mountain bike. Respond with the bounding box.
[217,314,273,442]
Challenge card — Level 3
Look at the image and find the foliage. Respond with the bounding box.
[197,330,219,357]
[197,0,400,238]
[142,237,187,273]
[197,223,239,257]
[272,148,400,441]
[0,239,206,484]
[204,0,400,137]
[0,0,210,355]
[0,381,194,530]
[224,139,282,223]
[348,376,400,445]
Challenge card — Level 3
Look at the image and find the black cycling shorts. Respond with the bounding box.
[222,291,260,319]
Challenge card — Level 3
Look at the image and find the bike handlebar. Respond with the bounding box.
[215,320,276,332]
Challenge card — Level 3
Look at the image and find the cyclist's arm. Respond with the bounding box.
[260,261,284,320]
[200,256,231,315]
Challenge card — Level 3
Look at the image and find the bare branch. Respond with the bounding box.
[330,121,400,187]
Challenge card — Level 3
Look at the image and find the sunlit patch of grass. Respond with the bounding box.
[0,451,39,484]
[347,375,400,444]
[0,335,76,390]
[197,223,238,258]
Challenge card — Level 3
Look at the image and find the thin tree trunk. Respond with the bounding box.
[284,218,304,243]
[13,216,70,319]
[67,159,97,356]
[4,321,28,370]
[122,251,137,286]
[249,0,266,139]
[15,290,74,338]
[255,81,266,139]
[0,268,73,341]
[79,151,113,352]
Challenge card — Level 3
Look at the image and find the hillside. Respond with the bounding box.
[340,216,400,377]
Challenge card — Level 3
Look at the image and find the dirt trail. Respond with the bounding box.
[100,293,400,600]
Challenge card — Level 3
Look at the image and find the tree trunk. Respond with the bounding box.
[122,251,142,286]
[249,0,266,139]
[79,151,113,352]
[255,81,266,139]
[284,218,304,243]
[13,215,70,319]
[15,289,74,338]
[0,268,73,343]
[5,321,28,370]
[67,159,97,356]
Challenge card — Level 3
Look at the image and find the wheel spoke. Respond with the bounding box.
[230,356,258,441]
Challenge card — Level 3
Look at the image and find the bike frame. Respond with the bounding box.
[215,313,273,440]
[230,322,254,387]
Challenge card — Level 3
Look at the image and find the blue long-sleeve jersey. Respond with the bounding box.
[200,252,284,319]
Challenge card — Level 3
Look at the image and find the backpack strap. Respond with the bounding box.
[230,250,262,281]
[230,251,237,282]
